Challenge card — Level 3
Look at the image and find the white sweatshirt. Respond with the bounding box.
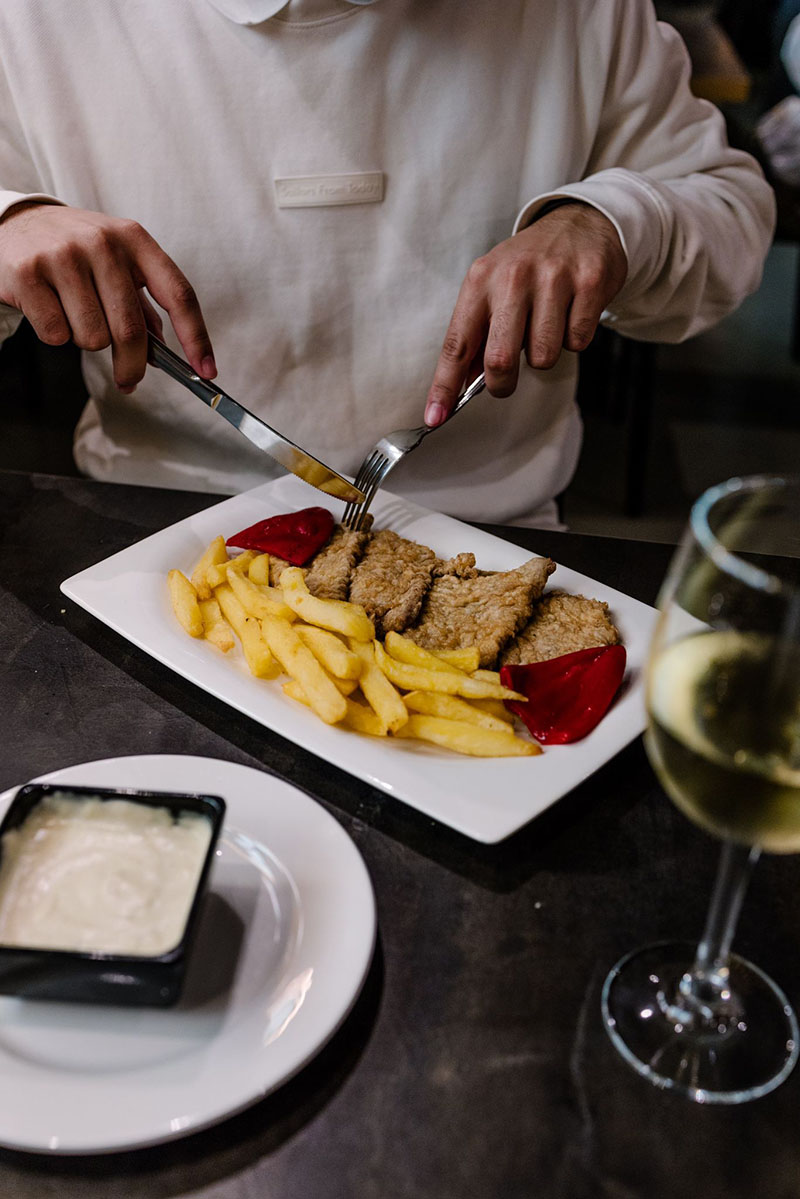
[0,0,774,525]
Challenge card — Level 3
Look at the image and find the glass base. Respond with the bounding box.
[602,941,799,1104]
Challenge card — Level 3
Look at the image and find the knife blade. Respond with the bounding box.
[147,333,365,504]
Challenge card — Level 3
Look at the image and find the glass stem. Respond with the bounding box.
[677,840,761,1027]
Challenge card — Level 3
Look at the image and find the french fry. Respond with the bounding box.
[282,672,356,698]
[394,714,539,757]
[471,697,515,724]
[198,596,235,653]
[373,642,524,701]
[343,700,393,733]
[205,561,229,589]
[282,678,307,704]
[225,550,256,575]
[190,535,229,600]
[216,583,279,678]
[471,668,502,685]
[280,567,374,641]
[226,564,296,621]
[384,631,466,675]
[257,581,294,605]
[248,553,270,585]
[330,675,359,696]
[205,549,256,590]
[287,670,357,696]
[296,625,362,680]
[283,681,387,736]
[349,639,409,733]
[262,615,347,724]
[403,690,511,732]
[167,569,203,637]
[430,647,481,673]
[340,697,390,736]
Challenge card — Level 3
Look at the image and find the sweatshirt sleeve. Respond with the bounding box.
[0,64,62,342]
[514,0,776,343]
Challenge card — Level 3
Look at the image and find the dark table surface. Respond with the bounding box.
[1,469,798,1199]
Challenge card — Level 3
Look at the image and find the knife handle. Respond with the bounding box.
[147,333,225,409]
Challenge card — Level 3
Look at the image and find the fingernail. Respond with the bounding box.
[118,384,136,395]
[200,355,217,379]
[425,402,447,426]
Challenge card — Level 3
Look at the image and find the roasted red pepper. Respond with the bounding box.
[226,506,334,565]
[500,644,626,744]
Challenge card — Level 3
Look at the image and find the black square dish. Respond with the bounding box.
[0,782,225,1006]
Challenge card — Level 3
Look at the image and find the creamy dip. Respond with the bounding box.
[0,793,213,956]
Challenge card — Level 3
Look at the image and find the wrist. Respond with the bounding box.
[0,198,61,226]
[530,198,589,223]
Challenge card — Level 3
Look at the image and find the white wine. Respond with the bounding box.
[646,631,800,852]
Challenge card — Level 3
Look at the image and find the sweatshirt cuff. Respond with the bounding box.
[513,168,673,302]
[0,193,64,341]
[0,190,64,222]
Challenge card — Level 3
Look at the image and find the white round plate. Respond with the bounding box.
[0,755,376,1155]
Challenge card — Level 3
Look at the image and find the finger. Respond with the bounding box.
[125,225,216,377]
[92,258,148,392]
[17,280,71,346]
[139,290,164,338]
[467,343,486,383]
[51,262,112,353]
[483,302,528,397]
[425,295,488,425]
[563,287,606,354]
[525,277,572,370]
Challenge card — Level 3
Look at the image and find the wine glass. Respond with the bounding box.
[602,473,800,1103]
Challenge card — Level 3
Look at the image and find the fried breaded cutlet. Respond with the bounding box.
[304,526,371,600]
[266,526,369,595]
[500,590,620,666]
[268,555,291,587]
[348,535,485,638]
[406,556,556,667]
[348,529,439,638]
[433,552,478,578]
[265,520,617,670]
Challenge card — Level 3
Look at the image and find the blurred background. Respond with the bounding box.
[1,0,798,544]
[565,0,800,541]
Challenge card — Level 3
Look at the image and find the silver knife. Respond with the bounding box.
[147,333,365,504]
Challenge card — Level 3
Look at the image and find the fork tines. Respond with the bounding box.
[343,450,390,530]
[342,373,486,532]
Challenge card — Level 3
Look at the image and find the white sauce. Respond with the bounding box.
[0,793,213,956]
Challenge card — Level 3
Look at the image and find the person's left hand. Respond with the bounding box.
[424,202,628,425]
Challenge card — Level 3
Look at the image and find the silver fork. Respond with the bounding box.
[342,373,486,530]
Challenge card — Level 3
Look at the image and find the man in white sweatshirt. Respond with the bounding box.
[0,0,775,526]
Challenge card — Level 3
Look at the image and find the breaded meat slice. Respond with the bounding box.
[268,555,292,587]
[348,529,438,638]
[433,552,478,578]
[304,526,371,600]
[500,590,620,666]
[406,556,556,667]
[267,515,373,589]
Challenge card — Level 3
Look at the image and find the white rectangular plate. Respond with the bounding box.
[61,476,658,843]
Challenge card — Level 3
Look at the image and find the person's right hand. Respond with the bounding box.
[0,202,216,392]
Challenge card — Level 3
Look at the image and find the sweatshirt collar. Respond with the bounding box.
[207,0,377,24]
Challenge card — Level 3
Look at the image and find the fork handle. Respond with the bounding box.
[449,372,486,420]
